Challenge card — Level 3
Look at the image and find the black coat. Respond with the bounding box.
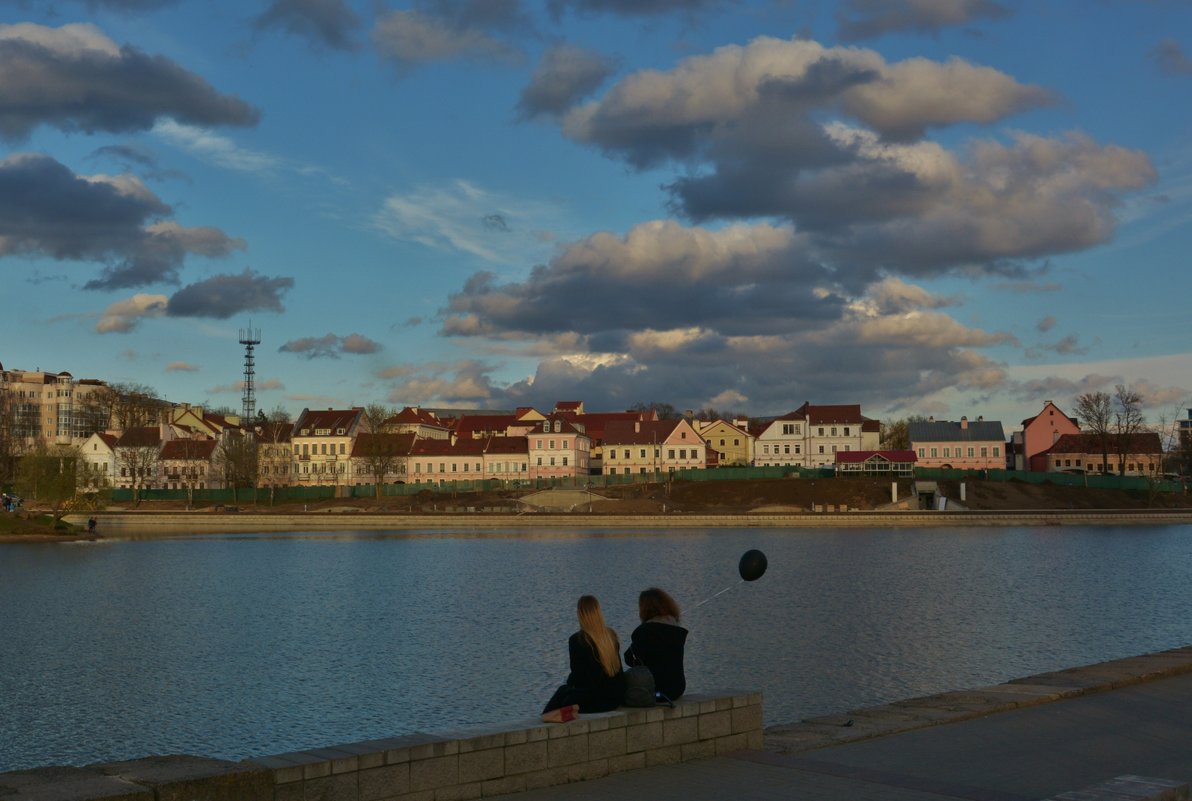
[625,620,688,700]
[560,630,625,713]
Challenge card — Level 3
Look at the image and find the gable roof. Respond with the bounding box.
[909,419,1006,443]
[1022,401,1079,429]
[602,418,697,445]
[116,426,161,448]
[160,439,217,460]
[1042,432,1162,456]
[792,402,866,425]
[294,408,363,436]
[350,432,417,458]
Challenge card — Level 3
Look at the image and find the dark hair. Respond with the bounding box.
[638,587,681,623]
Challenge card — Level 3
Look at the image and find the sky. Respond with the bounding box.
[2,0,1191,429]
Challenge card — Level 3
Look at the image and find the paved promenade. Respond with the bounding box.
[490,646,1192,800]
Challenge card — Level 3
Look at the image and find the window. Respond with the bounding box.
[549,440,555,449]
[734,439,739,446]
[763,444,770,454]
[795,445,801,454]
[562,440,568,449]
[783,445,790,455]
[931,448,938,458]
[818,427,824,436]
[624,449,630,459]
[537,457,542,466]
[463,463,469,472]
[720,439,725,446]
[640,449,646,458]
[668,449,675,459]
[831,445,837,453]
[439,464,445,473]
[968,447,975,457]
[993,447,1000,457]
[943,448,950,457]
[981,447,988,457]
[844,427,850,436]
[536,439,543,449]
[818,446,825,454]
[609,467,616,475]
[563,457,568,466]
[679,449,687,459]
[831,427,837,436]
[550,457,556,466]
[782,424,794,435]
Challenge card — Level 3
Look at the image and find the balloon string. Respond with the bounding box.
[691,579,744,610]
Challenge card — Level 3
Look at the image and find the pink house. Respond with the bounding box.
[1020,401,1081,472]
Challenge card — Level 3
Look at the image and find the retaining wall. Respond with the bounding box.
[0,691,762,801]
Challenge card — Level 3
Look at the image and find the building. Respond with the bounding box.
[79,431,119,490]
[526,415,591,480]
[909,416,1006,470]
[698,419,753,467]
[160,438,219,491]
[835,450,917,477]
[350,432,416,487]
[601,419,705,476]
[112,425,167,493]
[381,407,452,440]
[255,419,294,489]
[1039,432,1163,476]
[0,364,110,447]
[1017,401,1081,471]
[290,408,366,486]
[753,403,880,468]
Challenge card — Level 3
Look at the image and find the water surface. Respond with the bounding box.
[3,525,1191,772]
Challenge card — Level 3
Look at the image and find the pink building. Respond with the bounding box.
[909,416,1005,470]
[1020,401,1081,472]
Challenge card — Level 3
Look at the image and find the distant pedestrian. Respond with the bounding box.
[87,517,97,534]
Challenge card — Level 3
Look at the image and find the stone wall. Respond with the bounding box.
[0,691,762,801]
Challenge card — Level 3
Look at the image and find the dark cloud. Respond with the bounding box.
[0,23,259,141]
[0,0,177,8]
[836,0,1012,42]
[517,44,619,120]
[166,269,292,319]
[547,0,727,18]
[560,38,1150,279]
[254,0,361,51]
[371,1,529,71]
[0,152,244,288]
[1151,39,1192,75]
[279,331,382,358]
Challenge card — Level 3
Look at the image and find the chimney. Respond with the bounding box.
[977,416,983,422]
[961,416,968,430]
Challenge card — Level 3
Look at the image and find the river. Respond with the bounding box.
[2,525,1191,772]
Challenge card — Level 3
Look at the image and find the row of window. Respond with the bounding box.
[918,446,1001,458]
[606,448,699,460]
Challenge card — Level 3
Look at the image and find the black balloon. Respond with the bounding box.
[738,549,767,582]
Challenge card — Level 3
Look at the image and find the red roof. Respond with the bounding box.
[455,414,519,438]
[1041,433,1162,456]
[602,419,688,445]
[116,427,161,448]
[351,432,417,458]
[160,439,217,460]
[385,407,447,427]
[294,408,363,436]
[792,402,866,425]
[836,450,916,464]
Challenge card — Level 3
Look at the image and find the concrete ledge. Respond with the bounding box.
[250,691,762,801]
[765,645,1192,754]
[0,692,761,801]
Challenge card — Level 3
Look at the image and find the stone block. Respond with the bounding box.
[547,733,588,767]
[548,720,588,738]
[303,773,358,801]
[586,717,610,732]
[746,730,764,750]
[698,710,732,740]
[715,698,734,712]
[503,741,548,775]
[99,755,273,801]
[503,730,528,746]
[273,780,304,801]
[662,717,699,746]
[606,752,645,775]
[525,726,550,743]
[731,704,763,735]
[408,757,459,793]
[409,742,457,761]
[523,768,568,791]
[456,734,505,754]
[359,764,410,801]
[587,728,627,761]
[699,700,717,714]
[680,740,716,761]
[457,750,503,784]
[625,722,663,752]
[304,763,331,781]
[645,746,683,768]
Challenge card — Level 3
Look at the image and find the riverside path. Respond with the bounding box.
[490,646,1192,800]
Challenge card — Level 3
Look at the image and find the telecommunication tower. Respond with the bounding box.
[239,323,261,424]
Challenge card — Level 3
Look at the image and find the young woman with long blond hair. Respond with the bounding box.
[542,595,625,722]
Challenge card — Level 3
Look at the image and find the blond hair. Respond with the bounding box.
[577,595,621,677]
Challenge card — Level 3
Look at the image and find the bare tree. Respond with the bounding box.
[880,415,927,450]
[0,388,24,488]
[95,383,168,431]
[215,430,258,502]
[1075,391,1113,474]
[15,443,81,523]
[115,434,161,506]
[1112,384,1146,475]
[255,406,293,506]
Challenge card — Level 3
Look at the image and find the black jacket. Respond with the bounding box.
[625,620,688,700]
[565,630,625,713]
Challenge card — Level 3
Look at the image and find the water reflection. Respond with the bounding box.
[2,525,1191,771]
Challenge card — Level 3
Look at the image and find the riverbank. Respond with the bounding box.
[0,512,86,542]
[55,508,1192,534]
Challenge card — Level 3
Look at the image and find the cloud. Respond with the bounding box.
[1151,39,1192,75]
[254,0,361,50]
[386,360,503,406]
[153,120,280,173]
[166,269,293,318]
[89,143,187,182]
[547,0,726,17]
[0,22,258,141]
[96,293,167,333]
[0,153,244,288]
[558,36,1153,279]
[836,0,1012,42]
[517,44,619,120]
[374,179,564,264]
[1036,315,1057,332]
[279,332,383,358]
[371,3,527,72]
[165,361,199,372]
[437,218,1019,413]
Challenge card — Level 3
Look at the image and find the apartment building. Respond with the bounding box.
[909,416,1006,470]
[527,416,591,480]
[1040,432,1163,476]
[698,419,753,467]
[290,408,367,485]
[601,419,705,476]
[0,363,110,446]
[754,403,880,468]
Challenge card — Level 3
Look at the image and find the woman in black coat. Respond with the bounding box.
[624,587,688,701]
[542,595,625,722]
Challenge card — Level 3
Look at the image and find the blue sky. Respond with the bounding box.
[2,0,1190,427]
